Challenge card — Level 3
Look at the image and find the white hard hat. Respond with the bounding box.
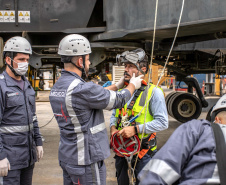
[58,34,91,56]
[211,94,226,116]
[3,36,32,54]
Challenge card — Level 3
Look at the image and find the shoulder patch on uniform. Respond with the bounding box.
[0,75,4,79]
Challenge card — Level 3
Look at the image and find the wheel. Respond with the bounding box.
[165,91,177,105]
[171,93,202,123]
[167,92,184,118]
[165,92,177,118]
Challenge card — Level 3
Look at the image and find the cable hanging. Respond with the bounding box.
[132,0,185,177]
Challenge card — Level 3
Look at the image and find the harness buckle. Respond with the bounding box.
[121,114,130,127]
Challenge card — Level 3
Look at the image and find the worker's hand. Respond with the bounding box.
[36,146,44,162]
[115,76,125,90]
[0,158,10,176]
[110,126,118,137]
[129,73,144,90]
[118,126,137,138]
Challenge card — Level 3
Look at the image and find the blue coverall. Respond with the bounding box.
[49,69,132,185]
[0,71,43,184]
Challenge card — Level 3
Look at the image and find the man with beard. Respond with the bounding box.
[49,34,144,185]
[110,48,168,185]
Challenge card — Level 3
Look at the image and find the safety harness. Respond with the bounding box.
[116,84,146,128]
[116,83,157,159]
[111,83,158,185]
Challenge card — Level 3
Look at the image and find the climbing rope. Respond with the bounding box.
[132,0,186,179]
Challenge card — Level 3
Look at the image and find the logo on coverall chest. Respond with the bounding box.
[49,90,66,97]
[7,92,19,97]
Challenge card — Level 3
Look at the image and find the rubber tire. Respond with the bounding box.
[165,92,177,118]
[168,92,184,118]
[165,91,177,106]
[171,93,202,123]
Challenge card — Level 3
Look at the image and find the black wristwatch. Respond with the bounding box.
[134,126,138,135]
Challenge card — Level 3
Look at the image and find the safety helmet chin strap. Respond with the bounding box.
[5,52,20,76]
[70,55,88,80]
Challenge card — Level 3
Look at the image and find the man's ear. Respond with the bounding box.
[5,56,11,65]
[215,116,220,123]
[141,66,147,74]
[78,57,84,68]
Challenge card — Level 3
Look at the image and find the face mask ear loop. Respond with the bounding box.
[6,57,20,76]
[10,52,14,67]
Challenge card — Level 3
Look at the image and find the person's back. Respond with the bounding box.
[49,69,118,165]
[49,34,144,185]
[138,119,219,185]
[138,94,226,185]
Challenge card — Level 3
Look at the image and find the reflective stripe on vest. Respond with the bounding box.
[0,123,34,133]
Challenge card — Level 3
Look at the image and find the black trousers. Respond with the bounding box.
[115,153,153,185]
[1,164,34,185]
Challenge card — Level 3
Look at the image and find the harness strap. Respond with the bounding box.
[127,84,146,110]
[138,133,156,159]
[116,84,147,129]
[211,123,226,184]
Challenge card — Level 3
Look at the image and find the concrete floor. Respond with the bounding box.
[32,99,207,185]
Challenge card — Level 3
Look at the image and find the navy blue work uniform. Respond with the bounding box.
[49,69,132,185]
[138,119,221,185]
[0,71,43,185]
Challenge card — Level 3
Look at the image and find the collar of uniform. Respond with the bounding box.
[61,69,85,82]
[3,71,31,90]
[21,75,32,90]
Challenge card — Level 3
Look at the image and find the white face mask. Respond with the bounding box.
[11,58,29,76]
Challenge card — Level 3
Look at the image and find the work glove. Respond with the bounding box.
[36,146,44,162]
[129,73,144,89]
[115,76,125,90]
[0,158,10,176]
